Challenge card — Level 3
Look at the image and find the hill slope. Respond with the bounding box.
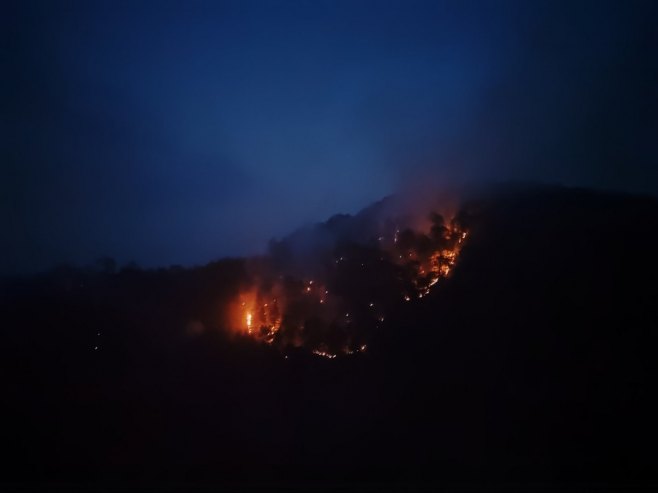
[2,185,658,487]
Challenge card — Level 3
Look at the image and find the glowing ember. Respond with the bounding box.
[312,349,337,359]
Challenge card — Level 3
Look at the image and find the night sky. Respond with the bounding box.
[3,0,657,275]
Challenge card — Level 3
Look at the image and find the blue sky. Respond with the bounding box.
[3,0,657,274]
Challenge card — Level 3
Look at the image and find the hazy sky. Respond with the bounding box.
[3,0,657,274]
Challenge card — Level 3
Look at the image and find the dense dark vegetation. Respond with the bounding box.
[2,185,658,488]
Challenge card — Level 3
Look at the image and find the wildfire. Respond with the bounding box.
[224,207,468,359]
[395,221,466,300]
[230,288,284,344]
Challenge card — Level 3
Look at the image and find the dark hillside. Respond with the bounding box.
[2,186,658,488]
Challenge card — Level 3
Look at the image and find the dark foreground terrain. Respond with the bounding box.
[2,185,658,490]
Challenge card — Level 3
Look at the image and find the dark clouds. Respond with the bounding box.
[2,0,657,275]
